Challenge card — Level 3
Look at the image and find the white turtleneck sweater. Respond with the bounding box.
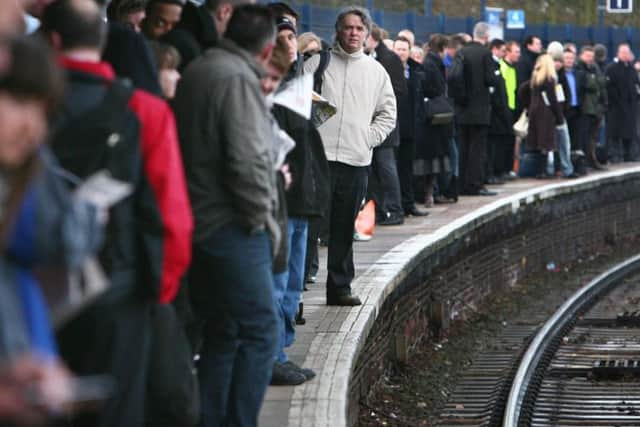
[304,42,396,167]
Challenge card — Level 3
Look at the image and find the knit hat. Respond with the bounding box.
[276,16,296,34]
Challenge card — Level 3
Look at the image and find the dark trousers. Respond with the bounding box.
[57,295,152,427]
[566,108,581,151]
[493,134,514,176]
[608,137,633,163]
[397,137,416,213]
[458,125,488,194]
[486,133,501,178]
[326,161,368,298]
[370,146,403,218]
[189,224,278,427]
[304,217,321,279]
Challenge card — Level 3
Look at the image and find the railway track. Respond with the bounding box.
[437,254,640,427]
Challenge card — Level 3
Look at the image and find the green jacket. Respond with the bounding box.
[500,59,518,111]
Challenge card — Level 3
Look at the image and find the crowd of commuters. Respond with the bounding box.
[1,0,640,426]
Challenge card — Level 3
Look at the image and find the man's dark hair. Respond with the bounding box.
[394,36,410,47]
[0,36,64,116]
[147,0,185,8]
[266,2,298,21]
[107,0,147,21]
[490,38,505,50]
[524,35,539,49]
[428,33,448,53]
[580,45,595,54]
[41,0,108,52]
[448,34,466,49]
[224,4,275,55]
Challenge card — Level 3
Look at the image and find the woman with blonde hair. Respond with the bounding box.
[518,53,564,177]
[298,32,322,56]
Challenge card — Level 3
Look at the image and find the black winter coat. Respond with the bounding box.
[419,52,451,160]
[455,41,496,126]
[273,58,330,219]
[374,42,407,148]
[103,22,162,97]
[489,58,513,135]
[606,60,639,140]
[516,48,538,90]
[398,58,426,143]
[556,67,572,119]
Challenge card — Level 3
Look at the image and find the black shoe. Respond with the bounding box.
[564,172,580,179]
[305,275,316,284]
[378,213,404,226]
[295,302,306,325]
[271,361,306,386]
[477,188,497,196]
[404,206,429,217]
[283,361,316,381]
[326,294,362,306]
[434,195,456,204]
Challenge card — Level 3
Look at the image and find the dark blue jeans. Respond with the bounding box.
[273,217,308,363]
[190,223,278,427]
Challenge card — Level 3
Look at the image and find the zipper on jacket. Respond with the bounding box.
[334,55,349,162]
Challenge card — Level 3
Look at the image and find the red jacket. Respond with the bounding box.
[60,58,193,303]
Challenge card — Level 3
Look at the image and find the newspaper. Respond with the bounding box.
[45,171,132,328]
[273,74,313,119]
[311,91,337,128]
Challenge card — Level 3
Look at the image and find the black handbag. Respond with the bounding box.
[424,95,454,125]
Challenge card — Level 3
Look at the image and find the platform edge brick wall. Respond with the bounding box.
[347,172,640,426]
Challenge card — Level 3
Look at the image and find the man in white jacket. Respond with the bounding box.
[304,6,396,306]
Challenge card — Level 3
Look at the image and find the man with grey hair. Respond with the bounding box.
[455,21,497,196]
[304,5,396,306]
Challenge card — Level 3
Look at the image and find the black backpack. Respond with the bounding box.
[447,52,467,104]
[50,78,140,183]
[50,77,147,296]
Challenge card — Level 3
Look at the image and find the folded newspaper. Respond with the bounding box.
[311,91,337,128]
[42,171,133,328]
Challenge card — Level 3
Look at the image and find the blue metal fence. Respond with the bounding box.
[262,1,640,56]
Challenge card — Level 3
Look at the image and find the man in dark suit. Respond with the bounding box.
[455,22,498,196]
[365,24,413,224]
[606,43,639,163]
[516,35,541,90]
[487,38,513,184]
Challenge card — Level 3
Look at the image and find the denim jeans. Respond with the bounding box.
[273,217,308,363]
[189,223,278,427]
[555,123,574,176]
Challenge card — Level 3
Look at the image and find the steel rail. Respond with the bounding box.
[503,253,640,427]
